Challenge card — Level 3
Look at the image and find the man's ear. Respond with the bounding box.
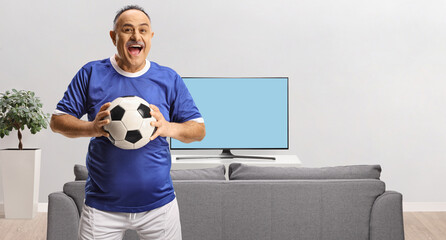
[109,30,117,46]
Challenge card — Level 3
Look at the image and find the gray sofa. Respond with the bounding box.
[47,163,405,240]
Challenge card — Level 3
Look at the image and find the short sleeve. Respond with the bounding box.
[170,75,202,123]
[55,67,89,119]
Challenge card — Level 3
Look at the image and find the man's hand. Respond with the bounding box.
[149,104,205,143]
[50,102,112,138]
[149,104,172,140]
[91,102,111,137]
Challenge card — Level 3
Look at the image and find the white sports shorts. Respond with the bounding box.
[78,198,182,240]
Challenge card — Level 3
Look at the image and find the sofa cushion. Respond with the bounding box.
[74,164,88,181]
[228,163,381,180]
[171,165,226,180]
[73,164,226,181]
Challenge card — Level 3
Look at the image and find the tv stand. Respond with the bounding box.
[175,149,276,160]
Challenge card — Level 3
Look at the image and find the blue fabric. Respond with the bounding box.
[56,58,202,212]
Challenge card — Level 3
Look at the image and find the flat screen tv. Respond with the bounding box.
[170,77,288,160]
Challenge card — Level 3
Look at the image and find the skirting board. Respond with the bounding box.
[0,203,48,214]
[1,202,446,214]
[403,202,446,212]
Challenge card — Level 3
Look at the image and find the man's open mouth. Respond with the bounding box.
[127,42,144,56]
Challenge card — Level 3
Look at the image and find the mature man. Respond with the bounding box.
[51,5,205,240]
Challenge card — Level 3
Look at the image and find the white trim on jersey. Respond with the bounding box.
[53,109,68,116]
[110,55,151,78]
[192,117,204,123]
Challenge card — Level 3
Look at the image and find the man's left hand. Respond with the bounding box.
[149,104,172,141]
[149,104,205,143]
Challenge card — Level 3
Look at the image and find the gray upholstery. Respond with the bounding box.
[47,165,404,240]
[370,191,405,240]
[74,164,88,181]
[47,192,79,240]
[229,163,382,180]
[174,180,386,240]
[170,165,225,180]
[74,164,226,181]
[63,181,85,216]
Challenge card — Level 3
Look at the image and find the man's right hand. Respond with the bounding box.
[90,102,111,137]
[50,102,111,138]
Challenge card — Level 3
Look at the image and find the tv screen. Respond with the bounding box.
[170,77,288,150]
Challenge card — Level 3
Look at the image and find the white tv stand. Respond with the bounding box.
[171,154,301,180]
[174,149,277,160]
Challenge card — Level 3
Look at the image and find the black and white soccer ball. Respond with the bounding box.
[103,96,156,149]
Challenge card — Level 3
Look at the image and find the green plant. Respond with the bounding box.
[0,89,50,150]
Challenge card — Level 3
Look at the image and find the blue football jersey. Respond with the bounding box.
[56,57,202,212]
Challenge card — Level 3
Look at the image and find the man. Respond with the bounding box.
[51,5,205,240]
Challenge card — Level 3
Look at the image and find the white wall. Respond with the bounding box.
[1,0,446,204]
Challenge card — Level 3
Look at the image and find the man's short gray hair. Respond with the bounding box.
[113,5,151,30]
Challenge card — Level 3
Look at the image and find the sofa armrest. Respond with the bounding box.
[63,181,86,216]
[370,191,405,240]
[47,191,80,240]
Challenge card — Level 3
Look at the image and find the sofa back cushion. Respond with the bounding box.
[228,163,381,180]
[170,165,226,180]
[74,164,226,181]
[74,164,88,181]
[173,179,385,240]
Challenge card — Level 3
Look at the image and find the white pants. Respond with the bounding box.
[78,198,182,240]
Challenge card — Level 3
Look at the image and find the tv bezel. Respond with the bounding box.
[169,76,289,151]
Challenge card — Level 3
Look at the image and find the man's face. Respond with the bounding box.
[110,9,154,72]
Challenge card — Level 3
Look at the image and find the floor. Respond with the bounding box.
[404,212,446,240]
[0,213,47,240]
[0,212,445,240]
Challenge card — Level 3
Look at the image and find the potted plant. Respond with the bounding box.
[0,89,50,219]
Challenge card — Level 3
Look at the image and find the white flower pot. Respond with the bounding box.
[0,149,41,219]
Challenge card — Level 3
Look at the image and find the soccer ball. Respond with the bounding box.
[103,96,157,149]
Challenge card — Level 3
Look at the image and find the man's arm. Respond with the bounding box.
[160,121,205,143]
[149,104,206,143]
[50,103,111,138]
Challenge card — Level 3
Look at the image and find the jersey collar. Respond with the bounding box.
[110,55,151,78]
